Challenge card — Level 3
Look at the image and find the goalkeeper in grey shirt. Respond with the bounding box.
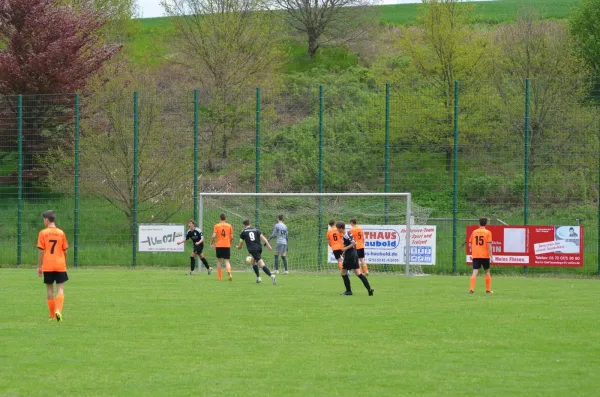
[269,215,289,274]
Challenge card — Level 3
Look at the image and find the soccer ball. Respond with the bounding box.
[245,256,253,265]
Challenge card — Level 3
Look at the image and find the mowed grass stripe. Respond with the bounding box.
[0,269,598,397]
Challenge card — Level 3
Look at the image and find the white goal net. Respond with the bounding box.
[199,193,432,275]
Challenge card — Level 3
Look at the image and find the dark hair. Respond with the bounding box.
[349,218,357,225]
[188,219,195,225]
[278,214,284,221]
[569,227,574,231]
[220,213,226,221]
[336,221,345,229]
[328,219,335,227]
[42,210,56,223]
[243,219,250,226]
[479,217,488,227]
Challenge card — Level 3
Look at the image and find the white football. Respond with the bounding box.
[246,256,253,265]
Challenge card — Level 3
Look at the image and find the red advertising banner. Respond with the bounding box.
[466,225,584,267]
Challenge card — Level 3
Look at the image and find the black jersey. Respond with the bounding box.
[343,231,356,248]
[343,231,358,267]
[240,227,263,252]
[186,228,203,244]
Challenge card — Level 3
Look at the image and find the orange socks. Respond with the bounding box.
[338,263,343,271]
[485,275,492,292]
[47,299,55,318]
[55,293,64,314]
[469,276,476,292]
[217,269,223,280]
[363,264,369,274]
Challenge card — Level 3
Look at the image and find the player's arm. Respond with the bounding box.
[487,233,493,262]
[236,239,244,249]
[342,233,356,252]
[260,234,272,250]
[196,235,204,245]
[37,249,44,277]
[177,233,189,245]
[210,230,216,249]
[269,225,277,240]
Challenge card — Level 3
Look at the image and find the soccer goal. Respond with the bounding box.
[199,192,431,275]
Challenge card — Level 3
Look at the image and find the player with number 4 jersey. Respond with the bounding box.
[211,213,233,281]
[468,217,494,294]
[237,220,276,285]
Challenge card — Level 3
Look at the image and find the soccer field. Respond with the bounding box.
[1,269,599,397]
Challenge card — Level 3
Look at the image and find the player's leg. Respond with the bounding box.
[54,275,67,322]
[224,249,232,280]
[189,252,196,275]
[357,249,368,275]
[273,251,280,274]
[216,255,223,280]
[257,257,276,285]
[354,267,373,296]
[469,261,481,293]
[484,261,492,293]
[251,257,261,282]
[199,253,211,274]
[281,248,289,273]
[340,267,352,295]
[45,279,55,320]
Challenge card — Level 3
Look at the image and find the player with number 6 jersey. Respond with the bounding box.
[237,220,276,285]
[326,220,344,271]
[468,217,494,294]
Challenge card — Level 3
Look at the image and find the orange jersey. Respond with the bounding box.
[213,222,233,248]
[350,226,365,249]
[37,227,69,272]
[469,227,492,259]
[326,228,344,251]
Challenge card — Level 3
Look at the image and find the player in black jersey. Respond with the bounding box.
[177,219,212,275]
[336,221,374,296]
[236,219,277,285]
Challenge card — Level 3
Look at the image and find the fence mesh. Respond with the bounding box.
[1,78,598,274]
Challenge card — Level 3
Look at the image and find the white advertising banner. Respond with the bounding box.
[138,224,185,252]
[327,224,436,265]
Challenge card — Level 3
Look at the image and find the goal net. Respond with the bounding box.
[199,193,433,275]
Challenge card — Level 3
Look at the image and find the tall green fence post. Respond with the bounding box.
[523,79,530,274]
[598,127,600,274]
[317,85,324,271]
[74,93,80,268]
[193,89,199,225]
[17,95,23,266]
[452,81,459,275]
[384,83,391,273]
[132,92,139,268]
[255,87,261,228]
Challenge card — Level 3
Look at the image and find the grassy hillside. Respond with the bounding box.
[125,0,583,66]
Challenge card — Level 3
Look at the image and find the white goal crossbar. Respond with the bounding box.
[199,192,413,275]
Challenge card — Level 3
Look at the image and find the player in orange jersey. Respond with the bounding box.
[37,210,69,322]
[468,217,494,294]
[210,213,234,281]
[349,218,368,276]
[326,220,344,271]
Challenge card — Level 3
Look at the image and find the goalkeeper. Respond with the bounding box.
[269,215,289,274]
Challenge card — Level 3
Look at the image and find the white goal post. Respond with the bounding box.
[199,192,415,275]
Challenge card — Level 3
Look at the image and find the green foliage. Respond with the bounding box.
[570,0,600,74]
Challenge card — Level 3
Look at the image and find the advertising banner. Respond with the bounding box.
[465,225,583,267]
[138,224,185,252]
[328,224,437,265]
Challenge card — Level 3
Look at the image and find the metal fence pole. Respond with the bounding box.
[317,85,324,271]
[384,83,390,224]
[17,95,23,266]
[255,87,261,229]
[523,78,530,274]
[193,89,199,225]
[132,92,139,268]
[452,80,459,275]
[74,93,80,268]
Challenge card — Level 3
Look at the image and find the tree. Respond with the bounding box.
[161,0,282,170]
[44,67,194,234]
[0,0,121,182]
[397,0,489,171]
[274,0,377,58]
[570,0,600,76]
[63,0,139,43]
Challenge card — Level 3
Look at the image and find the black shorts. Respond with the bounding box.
[215,247,231,259]
[333,250,343,260]
[343,249,360,270]
[43,271,69,284]
[356,248,365,259]
[193,244,204,255]
[248,250,262,262]
[472,258,491,270]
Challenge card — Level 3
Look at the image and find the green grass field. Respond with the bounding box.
[1,269,599,396]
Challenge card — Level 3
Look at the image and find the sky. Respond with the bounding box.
[136,0,446,18]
